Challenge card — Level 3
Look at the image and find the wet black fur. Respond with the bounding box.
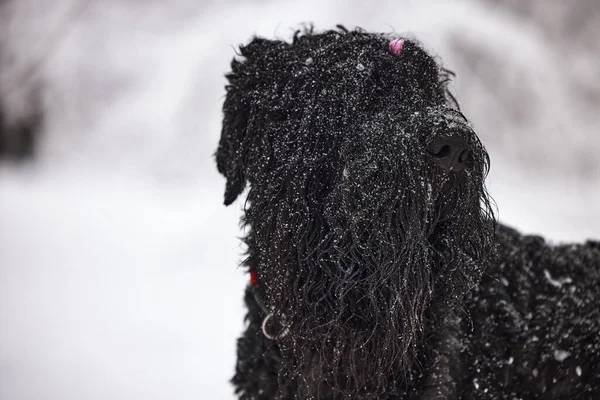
[216,27,600,399]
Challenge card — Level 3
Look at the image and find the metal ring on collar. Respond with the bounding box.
[261,313,290,340]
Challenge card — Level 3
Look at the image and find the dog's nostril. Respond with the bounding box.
[428,145,452,159]
[458,149,470,163]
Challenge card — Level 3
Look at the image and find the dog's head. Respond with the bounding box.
[217,26,495,397]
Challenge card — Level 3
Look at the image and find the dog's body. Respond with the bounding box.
[216,27,600,399]
[464,226,600,399]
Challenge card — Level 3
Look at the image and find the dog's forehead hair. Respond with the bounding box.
[234,29,450,116]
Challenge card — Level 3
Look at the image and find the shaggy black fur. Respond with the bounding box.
[216,27,600,399]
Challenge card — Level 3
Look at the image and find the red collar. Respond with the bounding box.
[248,264,257,285]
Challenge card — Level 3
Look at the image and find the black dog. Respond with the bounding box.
[216,26,600,399]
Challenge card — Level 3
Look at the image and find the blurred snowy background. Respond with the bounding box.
[0,0,598,399]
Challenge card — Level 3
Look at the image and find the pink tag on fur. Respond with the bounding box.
[389,39,404,56]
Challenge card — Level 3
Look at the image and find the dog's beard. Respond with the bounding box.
[247,132,494,397]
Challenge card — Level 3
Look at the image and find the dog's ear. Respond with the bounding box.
[216,38,286,206]
[216,74,248,206]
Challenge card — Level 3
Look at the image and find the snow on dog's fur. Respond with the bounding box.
[217,26,600,399]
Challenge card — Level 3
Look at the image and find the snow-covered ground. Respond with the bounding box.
[1,1,598,399]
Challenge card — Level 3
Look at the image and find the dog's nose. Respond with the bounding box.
[426,135,470,172]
